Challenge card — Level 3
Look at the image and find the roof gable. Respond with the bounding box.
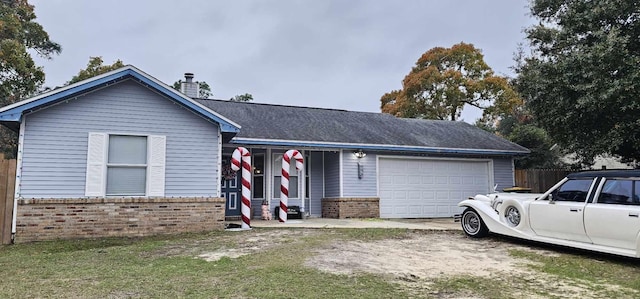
[0,65,240,133]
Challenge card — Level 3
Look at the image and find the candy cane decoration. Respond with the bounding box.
[231,147,251,229]
[280,149,304,222]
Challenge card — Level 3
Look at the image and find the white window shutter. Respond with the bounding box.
[85,132,107,196]
[148,135,166,197]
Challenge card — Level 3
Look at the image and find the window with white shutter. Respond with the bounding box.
[147,135,166,197]
[84,133,166,197]
[85,133,108,196]
[106,135,147,196]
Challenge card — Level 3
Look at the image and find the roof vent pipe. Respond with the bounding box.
[184,72,194,83]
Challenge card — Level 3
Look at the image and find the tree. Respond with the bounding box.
[475,100,566,169]
[496,112,566,169]
[0,0,61,158]
[508,124,564,169]
[516,0,640,165]
[381,42,521,121]
[171,80,212,98]
[67,57,124,85]
[230,93,253,102]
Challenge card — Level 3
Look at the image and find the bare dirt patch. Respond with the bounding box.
[304,231,542,279]
[303,231,633,299]
[182,229,555,280]
[150,228,635,298]
[196,229,320,261]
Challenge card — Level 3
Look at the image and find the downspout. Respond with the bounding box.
[11,117,26,243]
[216,128,222,197]
[321,151,325,198]
[339,149,343,197]
[300,150,306,214]
[511,157,515,187]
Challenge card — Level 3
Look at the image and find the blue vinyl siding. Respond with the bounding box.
[492,157,515,192]
[20,79,220,198]
[309,151,324,216]
[323,152,340,198]
[342,150,377,197]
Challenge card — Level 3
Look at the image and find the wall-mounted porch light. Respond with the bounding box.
[353,150,366,179]
[353,149,366,159]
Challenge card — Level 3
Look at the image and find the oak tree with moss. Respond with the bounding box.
[67,56,124,85]
[230,93,253,102]
[0,0,61,158]
[381,42,521,122]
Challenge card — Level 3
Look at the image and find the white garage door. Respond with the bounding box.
[378,158,491,218]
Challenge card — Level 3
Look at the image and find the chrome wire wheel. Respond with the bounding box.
[504,206,521,227]
[462,211,480,234]
[461,208,488,238]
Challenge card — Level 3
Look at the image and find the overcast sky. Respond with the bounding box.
[30,0,534,122]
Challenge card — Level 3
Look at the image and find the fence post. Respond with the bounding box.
[0,155,16,245]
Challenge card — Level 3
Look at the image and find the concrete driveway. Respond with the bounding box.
[240,217,461,230]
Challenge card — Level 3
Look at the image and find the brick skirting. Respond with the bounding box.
[15,197,225,243]
[321,197,380,219]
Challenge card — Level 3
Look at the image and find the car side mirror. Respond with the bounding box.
[548,194,555,204]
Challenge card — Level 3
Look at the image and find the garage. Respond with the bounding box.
[378,158,492,218]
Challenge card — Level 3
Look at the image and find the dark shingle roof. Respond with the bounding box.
[196,99,529,155]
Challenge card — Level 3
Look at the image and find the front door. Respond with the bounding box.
[221,158,241,217]
[529,178,595,243]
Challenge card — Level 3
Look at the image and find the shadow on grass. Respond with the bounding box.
[489,233,640,266]
[3,230,228,254]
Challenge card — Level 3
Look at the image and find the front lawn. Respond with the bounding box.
[2,228,640,298]
[0,229,410,298]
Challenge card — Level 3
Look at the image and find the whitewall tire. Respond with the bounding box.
[461,208,489,238]
[499,199,526,229]
[504,205,522,227]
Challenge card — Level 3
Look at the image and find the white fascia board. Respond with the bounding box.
[0,66,137,113]
[0,65,242,131]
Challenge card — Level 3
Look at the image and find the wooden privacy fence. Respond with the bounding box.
[514,169,572,193]
[0,154,16,245]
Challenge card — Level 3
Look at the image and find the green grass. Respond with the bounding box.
[422,237,640,299]
[5,229,640,298]
[0,229,410,298]
[510,248,640,292]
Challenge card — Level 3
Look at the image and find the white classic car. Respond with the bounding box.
[457,170,640,258]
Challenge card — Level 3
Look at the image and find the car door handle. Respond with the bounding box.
[569,208,579,212]
[629,213,639,218]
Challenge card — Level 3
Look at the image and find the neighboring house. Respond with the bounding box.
[560,153,635,170]
[0,65,529,242]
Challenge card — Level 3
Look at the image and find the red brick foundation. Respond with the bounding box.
[15,197,225,243]
[321,197,380,219]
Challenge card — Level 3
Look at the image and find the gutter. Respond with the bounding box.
[231,137,530,156]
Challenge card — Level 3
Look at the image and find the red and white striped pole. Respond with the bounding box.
[280,149,304,222]
[231,147,251,229]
